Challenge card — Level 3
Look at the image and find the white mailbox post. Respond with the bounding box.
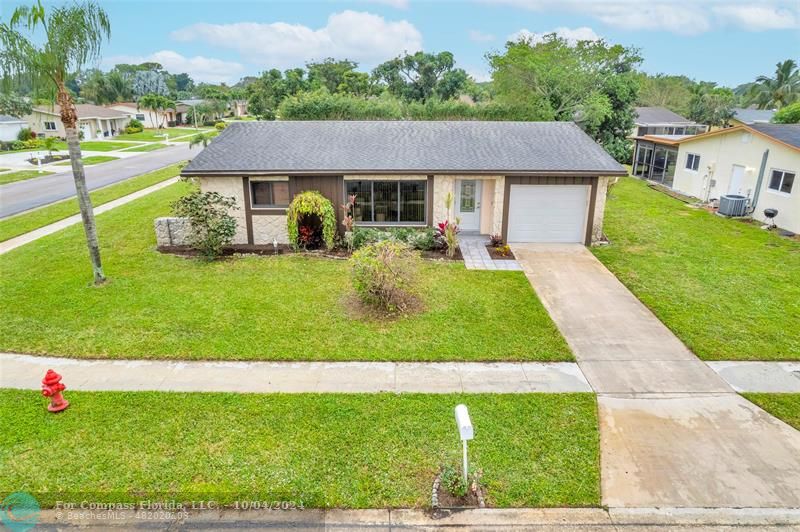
[454,404,474,484]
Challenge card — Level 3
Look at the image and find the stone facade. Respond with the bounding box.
[252,215,289,244]
[432,175,456,222]
[591,176,612,243]
[154,217,192,247]
[198,176,248,245]
[433,175,504,234]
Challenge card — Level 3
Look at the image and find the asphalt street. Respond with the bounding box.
[0,143,193,217]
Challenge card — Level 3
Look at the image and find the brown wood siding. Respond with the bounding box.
[290,175,345,234]
[426,175,434,226]
[502,175,598,246]
[242,177,254,245]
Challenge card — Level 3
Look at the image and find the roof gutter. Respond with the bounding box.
[181,169,629,178]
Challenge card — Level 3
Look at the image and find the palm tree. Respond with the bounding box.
[744,59,800,109]
[189,132,215,149]
[138,93,175,129]
[0,0,110,284]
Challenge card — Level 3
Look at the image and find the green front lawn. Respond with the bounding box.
[123,142,167,152]
[0,181,570,361]
[55,155,118,166]
[594,177,800,360]
[0,163,184,242]
[80,140,143,152]
[0,390,599,508]
[0,169,54,185]
[744,393,800,430]
[116,127,212,142]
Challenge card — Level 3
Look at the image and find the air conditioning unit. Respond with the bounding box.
[718,194,748,217]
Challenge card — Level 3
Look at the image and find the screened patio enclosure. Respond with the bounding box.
[633,140,678,188]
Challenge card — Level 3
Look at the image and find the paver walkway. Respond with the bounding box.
[460,235,522,270]
[0,177,179,255]
[512,243,800,509]
[0,353,591,393]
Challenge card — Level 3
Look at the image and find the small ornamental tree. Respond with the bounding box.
[171,190,238,259]
[286,190,336,250]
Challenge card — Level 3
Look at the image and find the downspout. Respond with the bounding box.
[749,149,769,214]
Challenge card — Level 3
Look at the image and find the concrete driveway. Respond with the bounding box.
[513,243,800,508]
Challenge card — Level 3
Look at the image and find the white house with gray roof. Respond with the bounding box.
[181,121,627,246]
[0,115,27,142]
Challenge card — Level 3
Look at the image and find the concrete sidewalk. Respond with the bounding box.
[0,353,592,393]
[32,506,800,530]
[513,243,800,509]
[0,177,179,255]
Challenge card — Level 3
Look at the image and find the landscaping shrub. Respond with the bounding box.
[167,120,177,128]
[16,127,35,141]
[351,240,421,312]
[171,190,238,259]
[286,190,336,250]
[215,121,227,130]
[489,233,504,246]
[3,138,42,151]
[773,102,800,124]
[352,227,437,251]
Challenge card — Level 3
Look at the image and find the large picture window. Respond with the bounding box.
[346,180,427,224]
[251,180,290,208]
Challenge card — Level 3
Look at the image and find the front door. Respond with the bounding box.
[456,179,481,232]
[728,165,745,195]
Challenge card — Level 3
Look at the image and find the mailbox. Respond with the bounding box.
[454,404,473,441]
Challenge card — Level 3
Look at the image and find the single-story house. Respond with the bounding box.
[180,121,627,246]
[26,104,130,139]
[0,115,27,142]
[108,102,191,128]
[671,123,799,233]
[631,107,707,137]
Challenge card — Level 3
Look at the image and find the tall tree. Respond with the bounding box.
[0,0,110,284]
[688,83,735,127]
[636,73,694,115]
[743,59,800,109]
[372,51,469,102]
[489,34,642,161]
[307,58,358,93]
[133,69,169,98]
[0,92,32,117]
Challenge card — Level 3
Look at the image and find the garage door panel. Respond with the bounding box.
[507,185,589,243]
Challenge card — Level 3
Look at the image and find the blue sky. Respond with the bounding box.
[6,1,799,86]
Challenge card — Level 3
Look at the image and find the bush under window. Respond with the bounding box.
[351,240,421,313]
[171,190,238,259]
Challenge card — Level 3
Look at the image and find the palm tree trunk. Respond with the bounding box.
[57,85,106,284]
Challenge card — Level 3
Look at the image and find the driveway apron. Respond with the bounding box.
[513,243,800,508]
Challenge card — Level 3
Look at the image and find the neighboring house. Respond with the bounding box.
[108,102,189,128]
[630,107,708,188]
[0,115,27,141]
[671,123,800,233]
[26,104,129,139]
[729,108,775,127]
[181,121,627,246]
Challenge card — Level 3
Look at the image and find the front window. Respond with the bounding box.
[44,121,56,130]
[346,180,427,224]
[686,153,700,171]
[135,114,145,121]
[250,180,290,208]
[768,170,795,194]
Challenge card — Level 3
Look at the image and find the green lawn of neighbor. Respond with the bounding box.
[0,163,184,242]
[56,155,118,166]
[0,182,570,362]
[116,127,212,142]
[744,393,800,430]
[594,177,800,361]
[0,169,54,185]
[123,142,167,152]
[0,390,599,508]
[0,168,9,172]
[80,140,143,152]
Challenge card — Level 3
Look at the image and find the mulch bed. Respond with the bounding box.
[28,154,69,165]
[485,245,515,260]
[157,245,464,261]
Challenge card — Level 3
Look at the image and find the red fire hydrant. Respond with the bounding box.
[41,369,70,413]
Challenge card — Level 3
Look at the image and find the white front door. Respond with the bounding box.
[728,165,745,195]
[456,180,481,231]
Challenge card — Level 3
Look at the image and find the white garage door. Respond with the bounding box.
[507,185,589,243]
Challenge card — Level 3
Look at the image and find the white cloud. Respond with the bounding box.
[469,29,496,42]
[104,50,245,84]
[362,0,409,8]
[171,11,423,69]
[508,26,600,44]
[713,5,799,30]
[480,0,800,34]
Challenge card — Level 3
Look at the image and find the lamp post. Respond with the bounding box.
[454,404,473,484]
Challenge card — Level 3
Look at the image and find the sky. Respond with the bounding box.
[4,0,799,87]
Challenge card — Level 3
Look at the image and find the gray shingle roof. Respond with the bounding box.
[0,114,25,123]
[749,123,800,150]
[634,106,693,125]
[733,108,775,124]
[182,121,626,176]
